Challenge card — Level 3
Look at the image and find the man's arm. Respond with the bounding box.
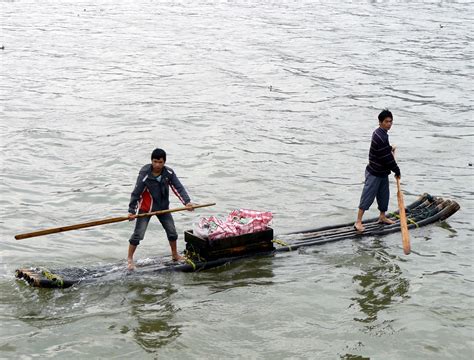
[128,171,147,214]
[384,140,401,178]
[169,171,191,206]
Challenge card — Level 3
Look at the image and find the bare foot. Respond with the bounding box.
[127,259,136,270]
[354,222,365,233]
[378,217,395,225]
[172,255,185,262]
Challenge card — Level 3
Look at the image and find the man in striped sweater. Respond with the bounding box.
[354,109,401,232]
[127,148,194,270]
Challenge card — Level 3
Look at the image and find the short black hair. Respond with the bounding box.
[151,148,166,162]
[378,109,393,122]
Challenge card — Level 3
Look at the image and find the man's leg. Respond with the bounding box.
[376,176,395,224]
[355,170,378,232]
[355,208,365,232]
[127,215,151,270]
[127,244,137,270]
[169,240,183,262]
[157,213,182,261]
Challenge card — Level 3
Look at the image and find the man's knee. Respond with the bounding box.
[377,199,389,212]
[167,232,178,242]
[129,237,141,246]
[359,192,375,211]
[129,225,146,246]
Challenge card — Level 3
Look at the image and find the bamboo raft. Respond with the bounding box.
[15,193,460,289]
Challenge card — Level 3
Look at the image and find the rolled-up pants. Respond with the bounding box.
[358,170,390,212]
[129,212,178,246]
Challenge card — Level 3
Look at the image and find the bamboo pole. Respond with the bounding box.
[396,178,411,255]
[14,203,216,240]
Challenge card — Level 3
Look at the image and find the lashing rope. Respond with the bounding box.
[183,247,207,270]
[407,218,419,228]
[183,257,196,270]
[41,268,64,287]
[388,213,419,228]
[272,239,292,250]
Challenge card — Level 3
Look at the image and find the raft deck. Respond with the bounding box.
[16,193,460,289]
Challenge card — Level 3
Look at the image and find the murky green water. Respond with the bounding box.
[1,1,472,359]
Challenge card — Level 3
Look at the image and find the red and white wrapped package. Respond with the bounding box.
[193,209,273,240]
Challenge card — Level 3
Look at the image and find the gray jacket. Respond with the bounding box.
[128,164,191,214]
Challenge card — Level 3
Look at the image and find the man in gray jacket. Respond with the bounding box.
[127,148,193,270]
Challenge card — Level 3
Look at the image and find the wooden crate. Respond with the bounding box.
[184,228,274,260]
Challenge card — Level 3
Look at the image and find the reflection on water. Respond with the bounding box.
[340,354,370,360]
[126,281,181,353]
[123,260,275,353]
[438,221,458,237]
[351,239,409,332]
[191,258,275,293]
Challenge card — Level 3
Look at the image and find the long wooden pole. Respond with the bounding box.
[14,203,216,240]
[396,178,411,255]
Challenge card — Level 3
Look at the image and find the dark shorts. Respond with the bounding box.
[129,212,178,246]
[358,170,390,212]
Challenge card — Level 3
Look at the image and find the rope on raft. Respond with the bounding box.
[41,268,64,287]
[184,247,206,268]
[272,238,291,249]
[389,212,420,228]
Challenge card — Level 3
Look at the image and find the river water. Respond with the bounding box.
[1,0,473,359]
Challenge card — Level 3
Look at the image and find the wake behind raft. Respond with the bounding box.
[16,193,460,289]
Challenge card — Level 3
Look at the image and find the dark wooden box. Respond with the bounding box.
[184,228,274,250]
[184,228,274,259]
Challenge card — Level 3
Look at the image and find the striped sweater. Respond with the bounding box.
[366,127,401,177]
[128,164,191,214]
